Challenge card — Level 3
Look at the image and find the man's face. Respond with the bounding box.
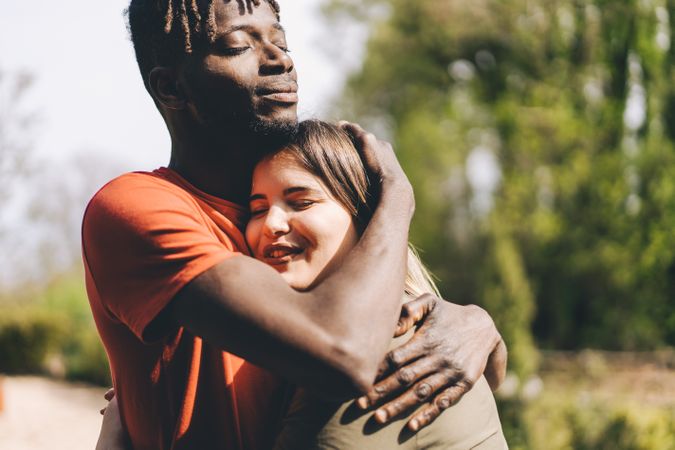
[179,1,298,138]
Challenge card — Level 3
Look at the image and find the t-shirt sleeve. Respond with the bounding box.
[82,175,237,342]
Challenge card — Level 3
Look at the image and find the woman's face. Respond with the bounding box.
[245,152,359,290]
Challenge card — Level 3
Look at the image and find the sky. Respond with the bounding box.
[1,0,364,172]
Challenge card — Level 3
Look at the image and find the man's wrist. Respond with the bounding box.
[381,176,415,219]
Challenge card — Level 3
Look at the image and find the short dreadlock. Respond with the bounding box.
[126,0,281,90]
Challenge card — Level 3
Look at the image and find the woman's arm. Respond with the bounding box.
[96,390,128,450]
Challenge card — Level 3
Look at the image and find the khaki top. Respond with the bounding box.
[274,331,508,449]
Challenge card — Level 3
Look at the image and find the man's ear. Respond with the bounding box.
[148,67,187,110]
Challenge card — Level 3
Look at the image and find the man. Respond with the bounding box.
[84,1,507,449]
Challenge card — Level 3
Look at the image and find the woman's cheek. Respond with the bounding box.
[245,220,261,256]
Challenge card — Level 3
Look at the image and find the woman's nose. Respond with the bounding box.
[263,206,291,237]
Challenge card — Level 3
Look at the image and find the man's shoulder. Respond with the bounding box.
[82,170,203,238]
[86,171,195,217]
[92,170,187,202]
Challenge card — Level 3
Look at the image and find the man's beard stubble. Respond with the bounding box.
[192,89,299,161]
[247,115,299,156]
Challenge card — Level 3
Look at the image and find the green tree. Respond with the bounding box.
[325,0,675,378]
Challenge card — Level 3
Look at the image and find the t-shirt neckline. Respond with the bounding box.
[153,166,249,215]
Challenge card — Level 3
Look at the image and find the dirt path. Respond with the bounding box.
[0,376,106,450]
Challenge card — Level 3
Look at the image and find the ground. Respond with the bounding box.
[537,349,675,408]
[0,376,104,450]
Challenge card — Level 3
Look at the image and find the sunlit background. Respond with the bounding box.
[1,1,674,449]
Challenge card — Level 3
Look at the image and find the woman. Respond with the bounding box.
[98,120,507,449]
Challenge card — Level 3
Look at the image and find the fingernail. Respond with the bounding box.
[409,419,419,431]
[374,409,388,423]
[356,397,369,409]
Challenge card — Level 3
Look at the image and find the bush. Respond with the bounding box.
[0,272,112,385]
[0,307,68,374]
[63,327,111,386]
[36,273,111,385]
[499,398,675,450]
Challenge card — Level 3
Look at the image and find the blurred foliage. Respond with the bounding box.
[495,349,675,449]
[499,395,675,450]
[0,307,68,374]
[325,0,675,381]
[0,272,111,386]
[39,272,112,386]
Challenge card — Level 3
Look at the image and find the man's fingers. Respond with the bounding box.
[337,122,379,161]
[337,121,366,139]
[484,338,508,391]
[394,294,437,337]
[371,371,457,424]
[337,121,367,145]
[376,328,435,378]
[406,381,472,431]
[357,355,444,409]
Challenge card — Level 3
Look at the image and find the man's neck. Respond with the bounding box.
[168,135,259,206]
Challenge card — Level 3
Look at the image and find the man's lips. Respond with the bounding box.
[262,243,303,265]
[260,92,299,103]
[256,84,299,104]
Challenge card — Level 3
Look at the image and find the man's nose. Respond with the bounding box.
[263,206,291,237]
[260,43,294,75]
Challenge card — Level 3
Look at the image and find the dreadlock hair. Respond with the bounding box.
[126,0,281,90]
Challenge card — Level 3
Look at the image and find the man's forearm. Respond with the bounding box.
[170,126,416,398]
[307,177,414,389]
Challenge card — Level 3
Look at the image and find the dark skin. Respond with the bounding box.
[151,1,413,399]
[104,1,507,440]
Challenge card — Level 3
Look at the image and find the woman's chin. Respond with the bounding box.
[283,272,315,292]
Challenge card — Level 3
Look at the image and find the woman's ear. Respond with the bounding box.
[148,67,187,110]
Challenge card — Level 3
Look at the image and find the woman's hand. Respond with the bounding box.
[99,388,115,415]
[356,294,508,432]
[96,388,129,450]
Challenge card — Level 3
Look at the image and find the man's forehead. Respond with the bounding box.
[213,0,280,30]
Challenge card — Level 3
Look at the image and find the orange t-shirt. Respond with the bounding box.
[82,167,288,450]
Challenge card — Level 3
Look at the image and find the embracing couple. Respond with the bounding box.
[86,1,508,449]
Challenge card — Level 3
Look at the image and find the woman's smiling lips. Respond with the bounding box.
[262,243,303,265]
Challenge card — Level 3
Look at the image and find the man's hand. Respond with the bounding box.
[338,121,414,214]
[356,294,507,432]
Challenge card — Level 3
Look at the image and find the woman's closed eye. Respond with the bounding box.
[289,199,317,211]
[249,203,269,217]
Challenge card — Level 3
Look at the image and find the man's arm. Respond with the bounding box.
[170,125,414,400]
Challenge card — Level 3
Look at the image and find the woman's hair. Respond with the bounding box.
[278,119,440,301]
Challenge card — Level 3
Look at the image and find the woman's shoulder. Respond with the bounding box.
[415,376,507,449]
[275,353,507,450]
